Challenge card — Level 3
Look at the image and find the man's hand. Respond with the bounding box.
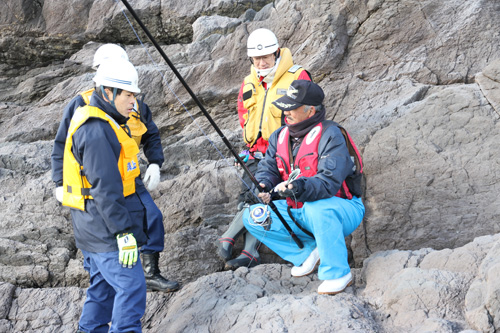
[275,178,305,199]
[55,186,63,203]
[144,163,160,191]
[257,183,271,204]
[275,181,295,198]
[116,233,138,268]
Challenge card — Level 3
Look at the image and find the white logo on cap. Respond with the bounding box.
[286,85,299,99]
[275,101,295,109]
[257,44,263,50]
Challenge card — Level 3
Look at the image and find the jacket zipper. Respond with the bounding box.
[294,152,314,170]
[276,154,290,175]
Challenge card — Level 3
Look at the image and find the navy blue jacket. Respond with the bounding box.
[70,92,147,252]
[256,120,355,203]
[51,90,164,186]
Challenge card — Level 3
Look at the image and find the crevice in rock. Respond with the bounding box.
[486,307,495,331]
[402,86,430,106]
[476,82,500,118]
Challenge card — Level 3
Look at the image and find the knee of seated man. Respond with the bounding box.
[242,209,252,227]
[304,196,346,210]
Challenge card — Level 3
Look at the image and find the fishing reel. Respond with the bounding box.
[249,205,271,228]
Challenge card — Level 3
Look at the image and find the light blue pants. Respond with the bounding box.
[79,250,146,333]
[243,196,365,280]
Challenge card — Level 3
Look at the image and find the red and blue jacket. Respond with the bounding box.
[256,120,356,206]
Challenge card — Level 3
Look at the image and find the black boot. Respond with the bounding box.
[224,232,261,270]
[216,206,248,261]
[142,252,180,292]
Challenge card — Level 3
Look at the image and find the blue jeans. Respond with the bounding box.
[136,181,164,253]
[79,250,146,333]
[243,196,365,280]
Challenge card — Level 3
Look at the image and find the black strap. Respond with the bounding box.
[287,206,314,238]
[121,124,132,137]
[137,93,147,124]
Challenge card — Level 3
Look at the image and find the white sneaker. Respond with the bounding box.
[291,248,320,277]
[318,272,353,295]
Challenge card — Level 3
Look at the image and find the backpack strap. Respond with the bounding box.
[323,120,364,199]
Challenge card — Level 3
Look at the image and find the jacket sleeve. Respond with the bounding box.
[254,128,285,191]
[295,125,354,202]
[237,81,247,129]
[51,95,86,186]
[297,69,312,81]
[138,100,164,167]
[72,119,135,235]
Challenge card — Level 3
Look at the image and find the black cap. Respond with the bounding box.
[272,80,325,111]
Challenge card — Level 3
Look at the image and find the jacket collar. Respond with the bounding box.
[250,47,295,88]
[89,90,129,125]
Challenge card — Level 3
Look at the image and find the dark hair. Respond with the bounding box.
[96,86,124,97]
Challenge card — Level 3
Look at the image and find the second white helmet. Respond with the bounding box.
[92,44,129,70]
[247,28,279,57]
[93,58,141,93]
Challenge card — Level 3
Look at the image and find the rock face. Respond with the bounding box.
[1,0,500,332]
[3,235,500,332]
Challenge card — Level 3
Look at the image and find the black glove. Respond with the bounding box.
[278,178,305,198]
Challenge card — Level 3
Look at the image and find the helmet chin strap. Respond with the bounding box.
[101,86,118,109]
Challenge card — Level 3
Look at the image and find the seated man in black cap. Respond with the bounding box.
[242,80,365,294]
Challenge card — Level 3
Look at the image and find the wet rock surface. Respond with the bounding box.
[1,0,500,331]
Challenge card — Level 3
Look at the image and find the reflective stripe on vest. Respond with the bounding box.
[242,48,305,148]
[62,105,141,211]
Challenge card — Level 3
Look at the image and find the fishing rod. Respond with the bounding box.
[119,0,304,248]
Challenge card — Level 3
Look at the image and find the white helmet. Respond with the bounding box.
[93,58,141,93]
[247,28,279,57]
[92,44,129,70]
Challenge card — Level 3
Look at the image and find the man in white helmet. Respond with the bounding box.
[63,58,147,332]
[216,28,311,270]
[51,43,179,292]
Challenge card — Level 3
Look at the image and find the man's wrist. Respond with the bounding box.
[291,178,305,196]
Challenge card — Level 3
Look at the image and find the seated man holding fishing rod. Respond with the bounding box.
[242,80,365,295]
[216,28,311,270]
